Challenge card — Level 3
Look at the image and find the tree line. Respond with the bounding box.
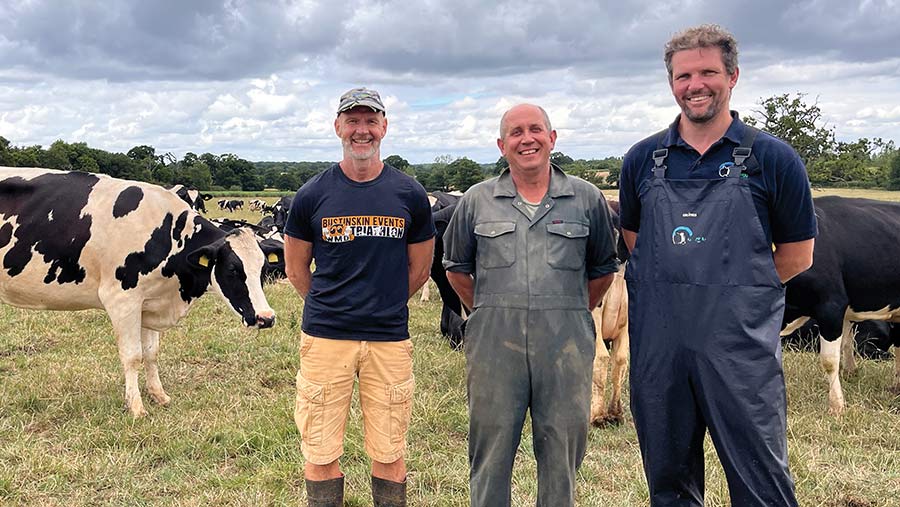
[2,93,898,192]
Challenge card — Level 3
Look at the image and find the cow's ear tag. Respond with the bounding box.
[198,255,210,267]
[267,253,279,263]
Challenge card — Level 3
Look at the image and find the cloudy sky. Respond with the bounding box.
[2,0,899,164]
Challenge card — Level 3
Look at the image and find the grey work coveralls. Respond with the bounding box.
[443,166,619,507]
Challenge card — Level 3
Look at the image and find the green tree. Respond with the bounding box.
[75,154,100,173]
[127,145,156,161]
[550,151,574,167]
[743,93,835,165]
[384,154,412,175]
[494,156,507,174]
[44,140,74,170]
[447,157,484,192]
[887,151,900,190]
[11,145,42,167]
[0,136,12,166]
[175,152,212,189]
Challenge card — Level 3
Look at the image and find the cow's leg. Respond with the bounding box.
[841,318,858,376]
[141,328,170,406]
[590,309,609,427]
[891,349,900,394]
[107,310,148,417]
[820,335,845,415]
[606,323,629,425]
[419,280,431,302]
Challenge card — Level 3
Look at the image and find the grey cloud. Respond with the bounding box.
[1,0,347,81]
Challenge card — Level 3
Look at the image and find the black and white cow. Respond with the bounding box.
[269,196,293,232]
[782,196,900,414]
[429,194,467,348]
[223,199,244,212]
[209,218,285,281]
[249,199,266,212]
[168,184,213,213]
[0,168,277,417]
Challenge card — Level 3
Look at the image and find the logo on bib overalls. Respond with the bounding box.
[671,226,707,245]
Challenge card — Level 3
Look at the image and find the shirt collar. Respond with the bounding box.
[493,164,575,198]
[661,110,746,148]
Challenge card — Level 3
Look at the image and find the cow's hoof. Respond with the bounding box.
[124,402,149,418]
[591,415,622,428]
[150,392,172,406]
[827,402,845,417]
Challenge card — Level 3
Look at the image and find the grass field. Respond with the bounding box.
[1,192,899,506]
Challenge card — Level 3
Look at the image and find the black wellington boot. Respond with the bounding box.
[371,476,406,507]
[305,476,344,507]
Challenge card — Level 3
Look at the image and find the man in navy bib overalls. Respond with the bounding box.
[619,24,817,506]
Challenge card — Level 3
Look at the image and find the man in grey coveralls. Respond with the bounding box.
[443,104,619,507]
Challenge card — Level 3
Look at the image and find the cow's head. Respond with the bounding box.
[186,228,276,328]
[258,237,286,282]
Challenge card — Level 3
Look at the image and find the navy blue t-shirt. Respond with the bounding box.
[619,112,817,245]
[284,164,435,341]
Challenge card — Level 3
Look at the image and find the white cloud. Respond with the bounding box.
[0,0,898,163]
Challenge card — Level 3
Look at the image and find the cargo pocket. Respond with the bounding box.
[474,221,517,268]
[388,376,415,444]
[295,372,328,446]
[546,221,589,270]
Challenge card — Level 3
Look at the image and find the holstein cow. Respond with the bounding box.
[590,265,628,427]
[782,196,900,414]
[209,218,286,282]
[781,317,894,360]
[249,199,266,212]
[269,196,293,232]
[589,199,630,427]
[0,168,277,417]
[223,199,244,212]
[168,184,213,213]
[431,194,467,348]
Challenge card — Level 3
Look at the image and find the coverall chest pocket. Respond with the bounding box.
[546,221,589,270]
[474,221,517,268]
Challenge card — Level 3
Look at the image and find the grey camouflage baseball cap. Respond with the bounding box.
[337,87,385,115]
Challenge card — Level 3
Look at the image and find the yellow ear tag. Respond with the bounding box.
[267,253,279,263]
[198,255,210,267]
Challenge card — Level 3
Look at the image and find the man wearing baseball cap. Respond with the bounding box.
[285,87,435,507]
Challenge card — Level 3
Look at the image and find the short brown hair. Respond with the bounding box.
[664,24,738,80]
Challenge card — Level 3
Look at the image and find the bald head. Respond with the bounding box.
[499,104,552,140]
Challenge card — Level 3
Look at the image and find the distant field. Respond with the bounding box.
[1,191,899,506]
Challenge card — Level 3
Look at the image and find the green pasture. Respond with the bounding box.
[1,191,899,506]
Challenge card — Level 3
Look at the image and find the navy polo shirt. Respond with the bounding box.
[619,112,817,245]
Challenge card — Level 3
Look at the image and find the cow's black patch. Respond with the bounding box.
[0,172,97,284]
[162,217,220,302]
[115,213,174,290]
[172,210,188,248]
[113,186,144,218]
[0,223,12,250]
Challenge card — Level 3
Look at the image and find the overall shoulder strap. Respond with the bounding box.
[651,129,669,178]
[732,125,760,170]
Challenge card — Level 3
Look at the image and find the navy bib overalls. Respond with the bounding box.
[626,131,799,506]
